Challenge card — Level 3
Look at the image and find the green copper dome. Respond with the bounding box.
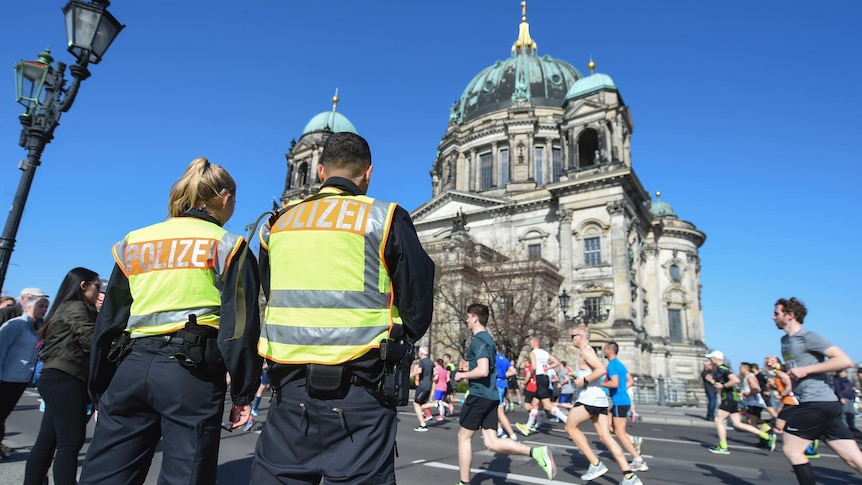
[650,200,677,218]
[564,73,617,102]
[301,110,357,136]
[449,4,583,125]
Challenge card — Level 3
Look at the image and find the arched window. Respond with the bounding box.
[578,129,599,168]
[297,162,309,186]
[669,264,681,282]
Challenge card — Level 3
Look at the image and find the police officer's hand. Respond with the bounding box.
[229,404,252,430]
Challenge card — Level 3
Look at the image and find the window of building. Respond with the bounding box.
[535,146,544,184]
[584,296,602,318]
[552,147,562,182]
[584,237,601,266]
[578,129,599,168]
[499,294,514,314]
[499,148,509,186]
[480,152,493,190]
[528,244,542,260]
[298,162,309,186]
[668,309,683,343]
[669,264,681,283]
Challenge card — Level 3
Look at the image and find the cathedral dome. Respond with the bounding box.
[564,72,617,102]
[650,192,677,218]
[449,4,583,125]
[301,91,357,136]
[301,110,356,136]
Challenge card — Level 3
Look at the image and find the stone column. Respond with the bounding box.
[607,200,632,326]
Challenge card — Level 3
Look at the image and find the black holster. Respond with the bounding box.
[174,315,223,378]
[378,339,414,406]
[107,332,132,363]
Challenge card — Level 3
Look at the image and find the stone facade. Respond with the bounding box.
[410,6,708,382]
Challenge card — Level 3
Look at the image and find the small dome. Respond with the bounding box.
[301,110,357,136]
[650,200,677,218]
[564,73,617,102]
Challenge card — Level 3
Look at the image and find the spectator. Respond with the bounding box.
[0,295,50,457]
[833,369,858,432]
[0,288,50,325]
[24,268,100,485]
[702,361,717,421]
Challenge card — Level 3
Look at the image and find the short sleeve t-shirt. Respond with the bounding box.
[466,331,498,401]
[606,358,631,406]
[781,328,837,402]
[495,353,511,389]
[713,364,740,401]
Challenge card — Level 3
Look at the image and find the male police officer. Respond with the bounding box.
[252,132,435,485]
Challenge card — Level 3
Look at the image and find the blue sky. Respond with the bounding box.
[1,1,860,370]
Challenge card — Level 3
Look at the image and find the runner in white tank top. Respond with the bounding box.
[575,363,609,408]
[564,324,642,484]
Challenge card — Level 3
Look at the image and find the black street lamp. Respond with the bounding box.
[0,0,123,293]
[558,287,613,324]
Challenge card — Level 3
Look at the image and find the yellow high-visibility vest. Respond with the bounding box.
[112,217,244,336]
[258,190,402,365]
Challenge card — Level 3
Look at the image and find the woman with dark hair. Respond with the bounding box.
[23,267,100,485]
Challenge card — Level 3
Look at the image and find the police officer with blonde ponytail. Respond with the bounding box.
[80,157,262,485]
[252,132,434,485]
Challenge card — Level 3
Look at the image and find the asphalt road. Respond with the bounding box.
[2,389,860,484]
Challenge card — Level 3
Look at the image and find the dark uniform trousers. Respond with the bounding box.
[79,337,226,485]
[251,378,397,485]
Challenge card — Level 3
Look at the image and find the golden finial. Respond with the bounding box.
[513,1,537,54]
[331,88,339,111]
[588,56,596,74]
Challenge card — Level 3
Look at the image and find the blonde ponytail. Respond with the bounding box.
[167,157,236,217]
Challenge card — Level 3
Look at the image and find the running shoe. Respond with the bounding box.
[414,425,429,432]
[515,422,531,437]
[508,434,520,442]
[812,439,820,450]
[630,458,649,472]
[759,423,771,434]
[632,436,644,456]
[619,474,643,485]
[708,445,730,455]
[251,408,259,416]
[804,450,820,459]
[767,432,777,452]
[497,428,506,438]
[435,414,446,421]
[581,462,609,481]
[0,443,13,454]
[243,418,255,432]
[531,445,556,480]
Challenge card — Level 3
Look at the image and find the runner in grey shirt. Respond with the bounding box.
[773,297,862,485]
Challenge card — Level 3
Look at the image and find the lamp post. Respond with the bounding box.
[0,0,123,293]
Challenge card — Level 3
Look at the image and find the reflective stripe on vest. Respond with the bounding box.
[112,217,243,336]
[259,192,402,365]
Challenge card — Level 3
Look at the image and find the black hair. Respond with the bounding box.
[39,267,99,338]
[320,132,372,175]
